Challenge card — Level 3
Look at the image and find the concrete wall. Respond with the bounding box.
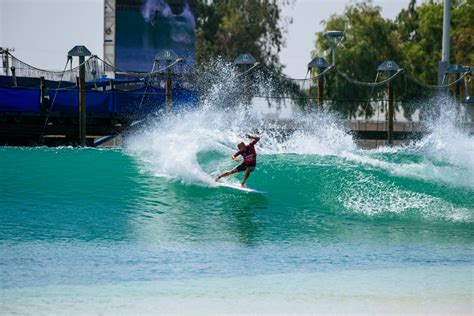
[0,0,103,70]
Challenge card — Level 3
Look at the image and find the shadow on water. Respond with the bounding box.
[223,192,268,246]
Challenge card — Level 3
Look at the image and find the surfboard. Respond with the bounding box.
[216,182,267,194]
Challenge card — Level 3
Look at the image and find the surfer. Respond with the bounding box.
[215,134,260,187]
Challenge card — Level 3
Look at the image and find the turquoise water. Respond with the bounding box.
[1,105,473,313]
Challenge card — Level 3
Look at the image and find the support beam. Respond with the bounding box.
[79,56,86,146]
[68,45,91,146]
[308,57,329,109]
[377,61,400,146]
[387,82,394,145]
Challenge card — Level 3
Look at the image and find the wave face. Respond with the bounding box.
[125,68,474,225]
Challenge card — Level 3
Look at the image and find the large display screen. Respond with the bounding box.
[116,0,195,71]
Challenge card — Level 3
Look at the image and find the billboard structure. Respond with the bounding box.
[105,0,195,73]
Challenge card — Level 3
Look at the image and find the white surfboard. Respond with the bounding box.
[216,182,267,194]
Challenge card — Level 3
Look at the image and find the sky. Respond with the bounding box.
[0,0,411,75]
[0,0,104,70]
[279,0,412,78]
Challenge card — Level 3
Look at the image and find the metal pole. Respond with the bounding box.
[387,80,394,145]
[442,0,451,64]
[438,0,451,85]
[79,56,86,146]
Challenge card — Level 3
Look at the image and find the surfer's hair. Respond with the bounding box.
[237,142,246,151]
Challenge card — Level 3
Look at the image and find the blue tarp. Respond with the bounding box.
[49,90,113,115]
[113,87,166,114]
[0,87,40,113]
[0,85,198,115]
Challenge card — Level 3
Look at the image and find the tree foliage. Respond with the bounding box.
[314,0,473,83]
[195,0,309,107]
[196,0,291,73]
[311,0,473,118]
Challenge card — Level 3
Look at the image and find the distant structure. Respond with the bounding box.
[104,0,116,78]
[105,0,196,72]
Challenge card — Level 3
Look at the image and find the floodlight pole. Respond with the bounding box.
[438,0,451,85]
[68,45,92,146]
[387,80,394,145]
[324,31,344,67]
[442,0,451,66]
[154,49,180,112]
[308,57,329,108]
[378,61,400,146]
[234,54,257,106]
[78,55,87,146]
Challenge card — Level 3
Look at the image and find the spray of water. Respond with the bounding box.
[125,62,473,221]
[362,95,474,188]
[125,60,355,184]
[414,95,474,181]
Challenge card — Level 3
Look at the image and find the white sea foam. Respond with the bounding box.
[361,96,474,188]
[125,64,472,223]
[338,170,472,222]
[125,61,355,185]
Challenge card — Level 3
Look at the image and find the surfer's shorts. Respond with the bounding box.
[235,163,256,172]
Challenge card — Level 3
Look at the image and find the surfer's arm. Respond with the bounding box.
[231,152,241,161]
[245,134,260,143]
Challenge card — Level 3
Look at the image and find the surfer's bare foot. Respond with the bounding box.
[215,177,220,182]
[240,183,245,188]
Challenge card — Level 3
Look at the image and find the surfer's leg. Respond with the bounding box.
[241,167,254,187]
[216,163,246,181]
[215,168,238,181]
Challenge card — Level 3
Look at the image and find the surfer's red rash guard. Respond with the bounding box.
[234,140,257,166]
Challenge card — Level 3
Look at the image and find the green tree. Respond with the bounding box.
[452,0,474,66]
[385,0,473,84]
[196,0,309,106]
[398,1,444,84]
[312,1,403,118]
[196,0,290,73]
[311,0,474,119]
